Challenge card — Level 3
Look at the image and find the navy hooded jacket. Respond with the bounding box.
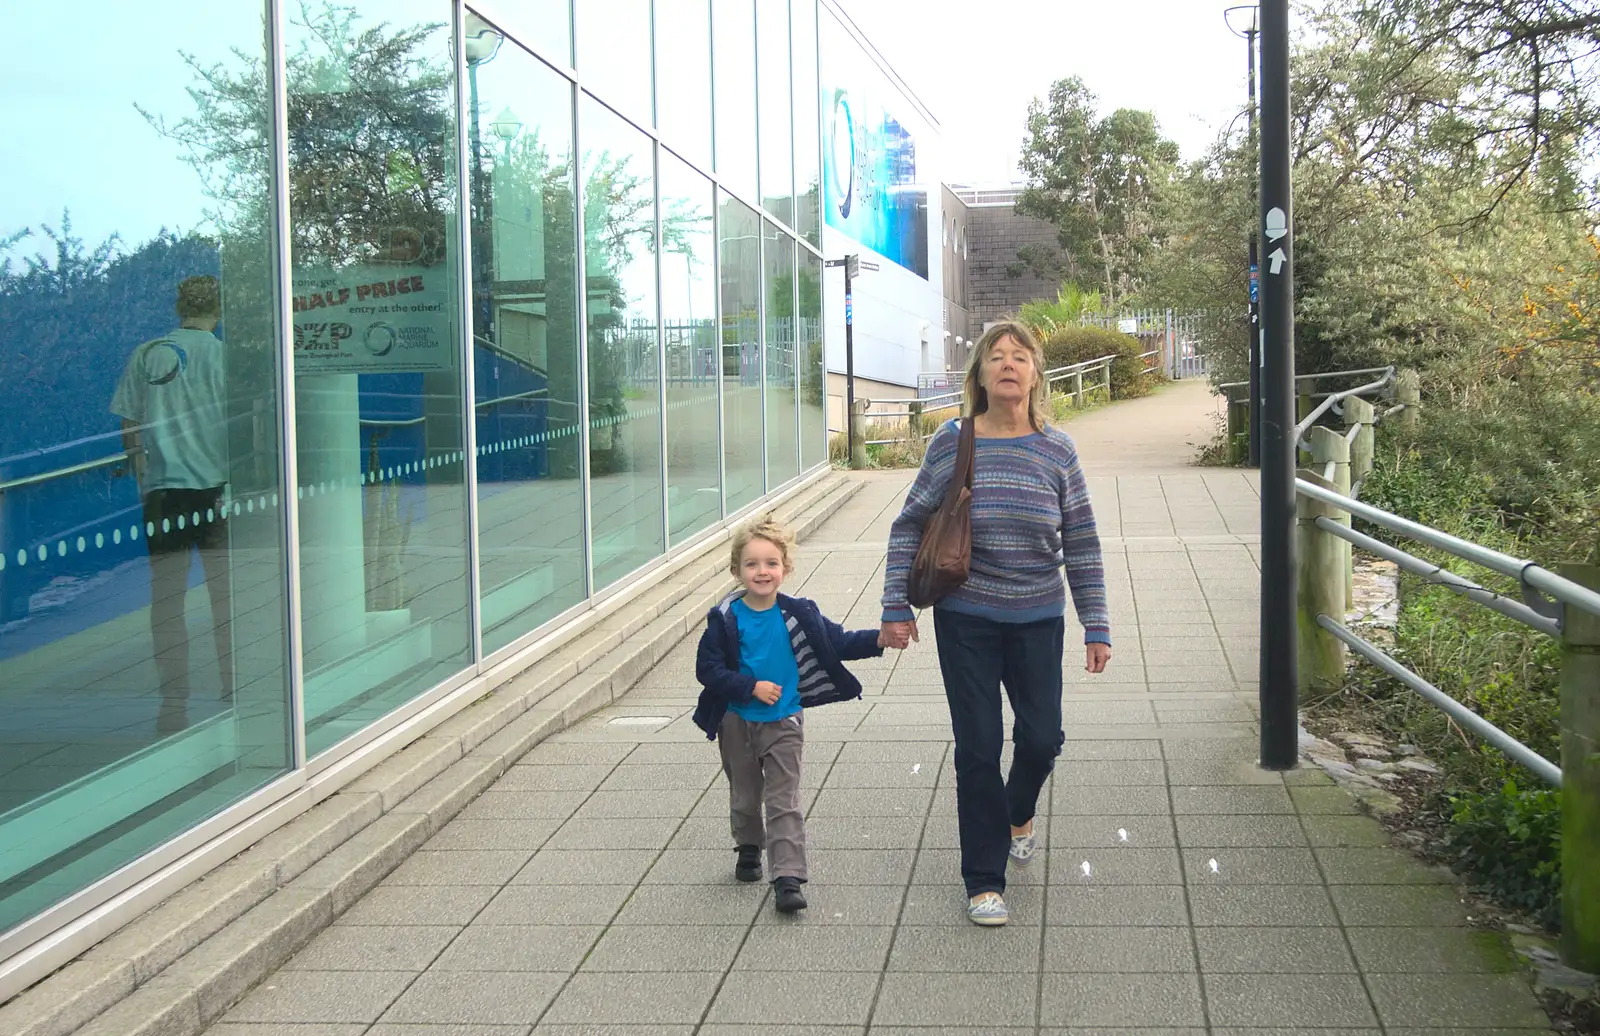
[692,590,883,739]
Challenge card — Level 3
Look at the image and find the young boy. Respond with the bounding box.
[692,514,890,913]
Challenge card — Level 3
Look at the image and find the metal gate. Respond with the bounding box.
[1078,309,1209,380]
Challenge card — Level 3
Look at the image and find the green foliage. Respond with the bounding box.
[1038,325,1155,399]
[1016,77,1180,305]
[1017,283,1105,337]
[1445,781,1562,927]
[1353,395,1591,927]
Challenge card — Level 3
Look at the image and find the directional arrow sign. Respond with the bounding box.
[1265,207,1288,241]
[1267,248,1287,275]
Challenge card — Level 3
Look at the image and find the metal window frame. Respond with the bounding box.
[454,0,485,665]
[268,0,307,770]
[1,0,832,987]
[468,0,819,259]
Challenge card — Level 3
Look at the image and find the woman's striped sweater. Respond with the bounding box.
[881,419,1111,644]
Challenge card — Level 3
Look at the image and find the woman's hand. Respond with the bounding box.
[879,620,920,650]
[1085,643,1112,674]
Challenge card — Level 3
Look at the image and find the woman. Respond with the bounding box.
[880,320,1112,926]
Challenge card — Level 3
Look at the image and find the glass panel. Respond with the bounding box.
[757,0,793,226]
[712,0,758,200]
[287,1,472,756]
[581,97,664,587]
[470,1,571,68]
[0,0,290,931]
[575,0,653,127]
[791,0,821,247]
[658,154,720,544]
[467,27,586,653]
[655,0,713,170]
[719,193,763,511]
[763,222,797,486]
[799,249,827,470]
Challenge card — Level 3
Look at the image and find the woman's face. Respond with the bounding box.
[981,335,1036,407]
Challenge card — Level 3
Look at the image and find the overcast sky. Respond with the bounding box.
[833,0,1255,183]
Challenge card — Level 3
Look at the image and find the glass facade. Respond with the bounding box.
[0,0,824,961]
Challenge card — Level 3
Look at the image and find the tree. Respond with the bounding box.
[1355,0,1600,218]
[1015,77,1180,306]
[1140,3,1596,386]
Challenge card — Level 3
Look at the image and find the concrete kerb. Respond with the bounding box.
[0,472,861,1036]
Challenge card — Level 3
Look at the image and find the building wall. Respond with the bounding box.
[939,184,972,371]
[960,188,1063,339]
[817,0,945,391]
[0,0,834,994]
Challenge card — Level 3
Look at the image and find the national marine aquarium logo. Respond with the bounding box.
[823,78,929,280]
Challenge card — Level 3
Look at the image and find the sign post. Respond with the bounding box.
[1258,0,1299,770]
[825,254,876,469]
[1246,13,1263,467]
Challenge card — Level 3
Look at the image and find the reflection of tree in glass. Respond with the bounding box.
[582,151,649,475]
[142,3,454,268]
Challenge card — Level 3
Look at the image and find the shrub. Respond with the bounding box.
[1444,781,1562,928]
[1039,326,1156,399]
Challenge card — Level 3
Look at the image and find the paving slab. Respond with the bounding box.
[185,394,1551,1036]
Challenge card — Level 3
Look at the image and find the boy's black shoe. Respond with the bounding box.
[774,876,807,913]
[735,844,762,882]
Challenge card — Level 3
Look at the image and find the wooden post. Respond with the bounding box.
[1310,425,1353,612]
[1295,389,1314,466]
[908,399,924,451]
[1344,396,1376,482]
[1560,563,1600,973]
[1073,369,1084,408]
[849,398,869,470]
[1396,369,1420,433]
[1297,465,1347,695]
[1226,388,1245,463]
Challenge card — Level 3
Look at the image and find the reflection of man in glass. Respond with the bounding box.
[111,276,232,734]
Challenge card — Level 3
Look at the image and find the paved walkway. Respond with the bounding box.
[202,384,1552,1035]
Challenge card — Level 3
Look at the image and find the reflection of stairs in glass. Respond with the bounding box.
[302,613,435,744]
[0,712,237,887]
[481,563,554,635]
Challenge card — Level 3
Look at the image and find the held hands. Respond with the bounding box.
[752,680,783,705]
[1085,643,1112,674]
[878,620,920,651]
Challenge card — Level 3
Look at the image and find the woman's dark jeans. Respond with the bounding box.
[933,608,1066,898]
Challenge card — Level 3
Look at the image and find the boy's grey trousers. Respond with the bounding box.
[717,711,807,882]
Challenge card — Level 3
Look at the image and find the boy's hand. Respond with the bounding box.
[753,680,783,705]
[879,620,918,650]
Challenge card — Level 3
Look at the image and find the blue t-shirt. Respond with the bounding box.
[728,598,801,722]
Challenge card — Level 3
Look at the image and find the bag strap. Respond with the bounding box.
[940,417,976,509]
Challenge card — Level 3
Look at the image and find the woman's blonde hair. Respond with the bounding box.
[963,319,1050,431]
[729,512,796,576]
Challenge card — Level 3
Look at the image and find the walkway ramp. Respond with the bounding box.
[191,385,1552,1033]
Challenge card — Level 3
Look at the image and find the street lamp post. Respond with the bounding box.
[1226,5,1262,468]
[1257,0,1298,770]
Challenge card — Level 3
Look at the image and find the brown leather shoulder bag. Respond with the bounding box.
[907,417,975,609]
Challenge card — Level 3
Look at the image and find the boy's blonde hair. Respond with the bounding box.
[729,512,796,575]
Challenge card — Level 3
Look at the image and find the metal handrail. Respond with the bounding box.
[1317,616,1563,786]
[1292,412,1598,786]
[0,452,130,495]
[1295,477,1600,617]
[1219,365,1392,391]
[1293,367,1395,444]
[1314,515,1561,637]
